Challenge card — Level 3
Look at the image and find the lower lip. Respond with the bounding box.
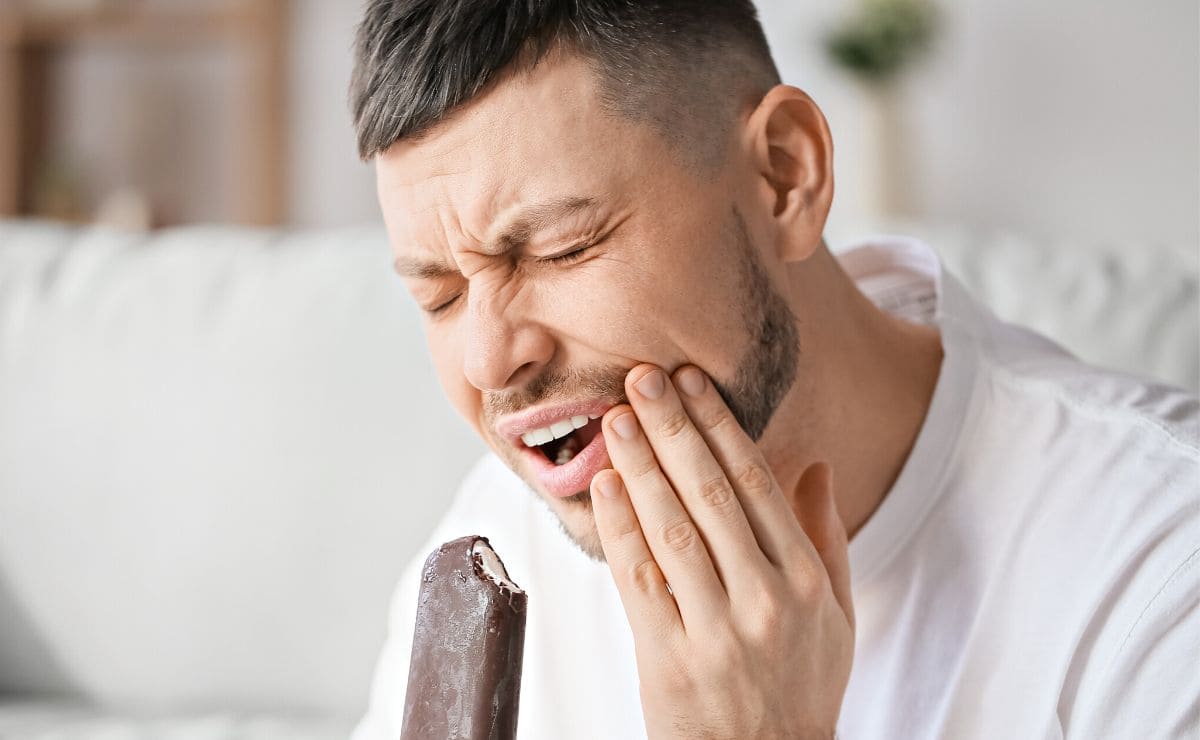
[521,425,610,498]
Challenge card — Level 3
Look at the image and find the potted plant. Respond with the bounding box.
[824,0,938,220]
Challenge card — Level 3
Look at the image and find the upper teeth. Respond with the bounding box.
[521,414,600,447]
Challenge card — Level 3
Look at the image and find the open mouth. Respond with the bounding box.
[521,415,605,466]
[502,404,615,498]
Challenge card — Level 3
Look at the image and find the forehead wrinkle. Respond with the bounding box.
[392,184,482,281]
[483,195,601,256]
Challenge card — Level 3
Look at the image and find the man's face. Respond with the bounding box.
[377,54,798,558]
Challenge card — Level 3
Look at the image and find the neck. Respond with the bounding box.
[761,244,943,539]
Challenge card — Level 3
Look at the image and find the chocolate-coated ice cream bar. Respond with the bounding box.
[401,535,528,740]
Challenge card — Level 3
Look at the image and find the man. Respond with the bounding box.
[348,1,1199,738]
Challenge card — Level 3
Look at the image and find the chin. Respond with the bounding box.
[490,437,609,561]
[543,488,607,562]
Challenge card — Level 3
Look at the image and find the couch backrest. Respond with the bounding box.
[0,222,483,717]
[0,221,1195,717]
[888,224,1198,393]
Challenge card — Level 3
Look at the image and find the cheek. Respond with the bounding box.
[548,254,743,371]
[536,267,677,362]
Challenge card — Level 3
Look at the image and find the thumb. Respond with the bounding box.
[790,463,854,629]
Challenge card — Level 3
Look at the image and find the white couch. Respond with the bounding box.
[0,219,1195,738]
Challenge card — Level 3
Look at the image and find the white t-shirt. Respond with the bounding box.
[353,236,1200,740]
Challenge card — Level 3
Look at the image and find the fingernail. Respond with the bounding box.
[635,370,665,399]
[676,367,705,397]
[611,412,638,440]
[594,473,621,499]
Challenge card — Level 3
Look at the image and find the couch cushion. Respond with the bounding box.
[0,700,353,740]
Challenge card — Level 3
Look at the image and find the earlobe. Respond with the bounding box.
[746,85,834,262]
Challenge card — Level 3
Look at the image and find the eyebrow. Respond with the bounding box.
[391,257,459,280]
[393,195,600,279]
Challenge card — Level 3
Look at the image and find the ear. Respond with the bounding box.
[743,85,834,263]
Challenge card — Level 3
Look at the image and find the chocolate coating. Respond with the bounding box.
[401,535,527,740]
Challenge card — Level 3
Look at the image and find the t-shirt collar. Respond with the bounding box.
[835,236,985,589]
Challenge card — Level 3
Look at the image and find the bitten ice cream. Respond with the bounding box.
[401,536,528,740]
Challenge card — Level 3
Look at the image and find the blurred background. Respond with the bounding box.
[1,0,1195,243]
[0,1,1196,738]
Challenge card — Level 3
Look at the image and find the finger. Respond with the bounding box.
[603,404,728,631]
[790,463,854,628]
[625,365,772,593]
[671,365,812,569]
[590,469,683,637]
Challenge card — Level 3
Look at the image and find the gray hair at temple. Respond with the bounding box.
[348,0,781,169]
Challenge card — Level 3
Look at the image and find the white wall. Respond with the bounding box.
[285,0,379,228]
[37,1,1200,242]
[754,0,1199,246]
[285,0,1198,246]
[904,0,1198,246]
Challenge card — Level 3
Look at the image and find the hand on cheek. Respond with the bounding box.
[590,364,855,740]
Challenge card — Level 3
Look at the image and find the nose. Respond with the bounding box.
[461,288,554,392]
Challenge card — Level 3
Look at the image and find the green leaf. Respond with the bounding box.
[824,0,938,82]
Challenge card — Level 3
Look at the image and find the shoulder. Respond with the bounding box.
[952,331,1200,731]
[968,324,1199,676]
[964,326,1198,559]
[990,349,1197,456]
[946,303,1199,616]
[933,258,1197,458]
[958,288,1198,465]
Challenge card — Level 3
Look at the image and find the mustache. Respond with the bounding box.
[484,363,629,418]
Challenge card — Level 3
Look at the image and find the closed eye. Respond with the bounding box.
[426,293,462,317]
[540,243,592,265]
[426,242,592,316]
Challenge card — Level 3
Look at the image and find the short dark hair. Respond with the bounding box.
[349,0,781,167]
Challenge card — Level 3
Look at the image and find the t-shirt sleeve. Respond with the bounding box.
[1066,550,1200,739]
[350,455,498,740]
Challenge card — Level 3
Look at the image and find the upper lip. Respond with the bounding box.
[495,398,620,445]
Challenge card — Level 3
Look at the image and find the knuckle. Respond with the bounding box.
[607,511,642,540]
[658,518,699,554]
[628,452,661,481]
[658,658,695,693]
[789,564,824,603]
[734,461,775,499]
[629,559,664,595]
[745,591,786,642]
[757,593,785,631]
[656,409,691,439]
[696,475,735,510]
[700,642,740,679]
[696,404,731,431]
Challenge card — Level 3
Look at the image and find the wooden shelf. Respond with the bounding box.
[0,0,287,226]
[2,9,242,46]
